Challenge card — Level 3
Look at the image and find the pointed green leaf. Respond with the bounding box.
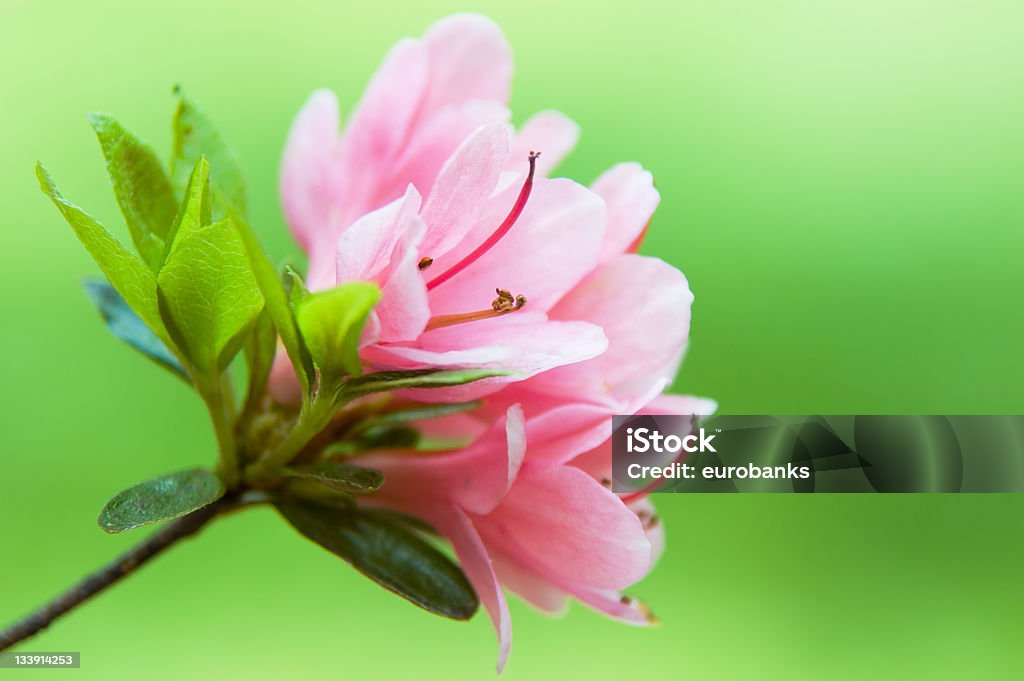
[288,461,384,495]
[277,503,478,620]
[170,92,246,216]
[340,369,510,400]
[98,468,225,533]
[83,279,186,379]
[295,282,380,384]
[37,164,171,345]
[89,112,177,268]
[350,401,482,435]
[232,207,314,399]
[156,218,264,373]
[161,156,213,265]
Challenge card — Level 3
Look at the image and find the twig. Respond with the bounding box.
[0,495,237,651]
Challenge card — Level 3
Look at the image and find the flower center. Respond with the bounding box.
[423,151,540,291]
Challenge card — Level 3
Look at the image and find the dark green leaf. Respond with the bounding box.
[277,503,478,620]
[83,279,186,379]
[295,282,380,383]
[37,163,172,345]
[98,468,225,533]
[288,461,384,494]
[356,425,421,449]
[232,207,315,399]
[170,91,246,217]
[340,369,509,400]
[89,112,177,268]
[157,218,264,373]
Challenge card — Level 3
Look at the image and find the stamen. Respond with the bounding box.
[424,152,540,291]
[425,288,526,331]
[418,256,434,270]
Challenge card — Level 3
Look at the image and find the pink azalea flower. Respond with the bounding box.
[275,12,714,671]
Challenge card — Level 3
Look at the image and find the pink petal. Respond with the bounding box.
[362,313,608,401]
[279,89,342,252]
[387,101,511,202]
[479,462,651,591]
[420,14,513,116]
[490,548,568,616]
[356,405,525,516]
[435,506,513,673]
[418,123,510,260]
[640,393,719,417]
[335,186,429,341]
[426,178,607,315]
[536,254,692,403]
[592,163,660,262]
[507,110,580,177]
[335,39,429,228]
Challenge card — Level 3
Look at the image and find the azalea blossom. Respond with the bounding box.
[275,11,713,672]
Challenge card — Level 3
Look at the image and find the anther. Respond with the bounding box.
[426,288,527,331]
[418,257,434,270]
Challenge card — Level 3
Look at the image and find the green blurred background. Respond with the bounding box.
[2,0,1022,678]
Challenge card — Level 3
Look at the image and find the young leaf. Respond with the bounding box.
[98,468,225,533]
[232,207,314,399]
[156,218,264,373]
[89,112,177,268]
[83,279,186,380]
[349,401,483,435]
[340,369,510,400]
[295,282,380,383]
[170,91,246,216]
[37,164,170,344]
[287,461,384,495]
[161,155,213,265]
[276,503,479,620]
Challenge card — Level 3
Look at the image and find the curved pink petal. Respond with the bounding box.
[280,89,342,252]
[426,178,607,315]
[335,186,429,341]
[419,123,510,259]
[335,39,430,229]
[640,392,719,417]
[507,111,580,177]
[529,254,692,404]
[479,462,651,591]
[419,14,513,116]
[436,506,513,673]
[490,548,568,616]
[592,162,660,262]
[363,314,608,401]
[357,405,524,516]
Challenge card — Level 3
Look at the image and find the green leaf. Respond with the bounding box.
[287,461,384,494]
[89,112,178,268]
[161,156,213,265]
[276,503,478,620]
[170,91,246,217]
[284,265,310,306]
[340,369,509,400]
[242,306,276,418]
[295,282,380,384]
[157,218,264,373]
[37,164,171,345]
[356,425,421,449]
[98,468,225,533]
[232,207,315,399]
[83,279,186,380]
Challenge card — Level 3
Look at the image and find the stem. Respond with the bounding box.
[198,373,240,489]
[244,393,336,483]
[0,496,239,652]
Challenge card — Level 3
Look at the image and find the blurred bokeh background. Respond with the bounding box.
[1,0,1022,678]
